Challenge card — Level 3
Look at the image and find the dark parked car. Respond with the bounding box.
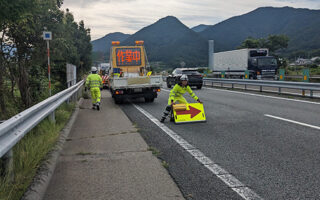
[166,68,203,89]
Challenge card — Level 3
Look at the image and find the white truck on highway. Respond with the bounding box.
[108,41,162,104]
[213,48,278,79]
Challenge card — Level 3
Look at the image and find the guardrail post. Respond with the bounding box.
[245,84,247,90]
[232,83,234,89]
[1,150,14,182]
[211,81,213,87]
[49,112,55,123]
[310,90,313,98]
[66,81,70,104]
[302,90,305,96]
[221,83,223,87]
[278,87,282,94]
[260,86,262,92]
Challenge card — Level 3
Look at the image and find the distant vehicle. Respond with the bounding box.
[101,74,109,89]
[166,68,203,89]
[213,48,278,79]
[98,63,110,75]
[98,63,110,89]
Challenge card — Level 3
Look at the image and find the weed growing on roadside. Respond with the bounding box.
[0,103,75,200]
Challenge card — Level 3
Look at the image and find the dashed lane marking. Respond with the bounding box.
[133,104,262,200]
[265,114,320,130]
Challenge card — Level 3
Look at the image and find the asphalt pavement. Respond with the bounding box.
[43,91,184,200]
[119,85,320,199]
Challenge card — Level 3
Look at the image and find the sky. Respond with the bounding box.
[61,0,320,40]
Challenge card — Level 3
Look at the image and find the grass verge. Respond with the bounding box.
[0,102,75,200]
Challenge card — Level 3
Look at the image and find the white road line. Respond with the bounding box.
[133,104,262,200]
[162,88,170,92]
[265,114,320,130]
[163,87,320,105]
[203,87,320,105]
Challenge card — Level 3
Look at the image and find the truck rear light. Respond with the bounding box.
[115,90,123,95]
[153,88,161,92]
[257,71,261,75]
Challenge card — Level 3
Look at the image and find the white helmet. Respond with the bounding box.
[180,74,188,81]
[91,67,97,72]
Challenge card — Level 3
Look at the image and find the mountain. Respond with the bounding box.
[91,32,130,53]
[199,7,320,53]
[122,16,208,67]
[192,24,209,32]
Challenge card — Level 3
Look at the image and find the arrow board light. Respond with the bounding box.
[173,103,206,124]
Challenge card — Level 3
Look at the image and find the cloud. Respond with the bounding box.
[62,0,320,40]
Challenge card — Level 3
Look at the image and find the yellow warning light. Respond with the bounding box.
[112,41,120,45]
[135,41,144,45]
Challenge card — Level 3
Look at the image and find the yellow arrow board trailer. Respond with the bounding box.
[109,41,163,104]
[172,103,206,124]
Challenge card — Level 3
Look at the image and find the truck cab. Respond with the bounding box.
[248,49,278,79]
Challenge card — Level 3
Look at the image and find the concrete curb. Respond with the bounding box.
[22,98,83,200]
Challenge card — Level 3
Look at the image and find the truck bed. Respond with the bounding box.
[110,75,163,89]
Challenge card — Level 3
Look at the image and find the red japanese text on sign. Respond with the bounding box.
[116,48,142,66]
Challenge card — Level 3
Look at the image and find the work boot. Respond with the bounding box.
[160,116,166,123]
[92,104,96,109]
[96,102,100,111]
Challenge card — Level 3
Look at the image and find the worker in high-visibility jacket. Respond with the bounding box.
[160,74,202,123]
[85,67,102,110]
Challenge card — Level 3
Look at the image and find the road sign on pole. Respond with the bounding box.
[43,31,52,96]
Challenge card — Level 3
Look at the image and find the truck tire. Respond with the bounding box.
[145,97,155,103]
[114,97,123,104]
[197,85,202,89]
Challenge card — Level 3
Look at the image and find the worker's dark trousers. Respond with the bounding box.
[161,105,172,120]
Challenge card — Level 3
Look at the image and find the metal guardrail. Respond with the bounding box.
[285,75,320,80]
[0,80,84,158]
[203,78,320,97]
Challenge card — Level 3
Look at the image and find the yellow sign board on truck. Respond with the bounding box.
[173,103,206,124]
[111,46,146,69]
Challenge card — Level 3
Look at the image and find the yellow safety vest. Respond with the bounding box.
[86,74,102,88]
[169,84,198,101]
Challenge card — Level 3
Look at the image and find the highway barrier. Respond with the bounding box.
[203,78,320,98]
[0,80,84,179]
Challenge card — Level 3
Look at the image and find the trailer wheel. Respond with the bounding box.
[197,85,202,89]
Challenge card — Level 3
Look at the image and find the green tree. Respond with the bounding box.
[0,0,92,116]
[238,37,260,48]
[239,34,289,53]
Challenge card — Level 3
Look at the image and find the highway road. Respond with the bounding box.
[118,85,320,199]
[204,82,320,98]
